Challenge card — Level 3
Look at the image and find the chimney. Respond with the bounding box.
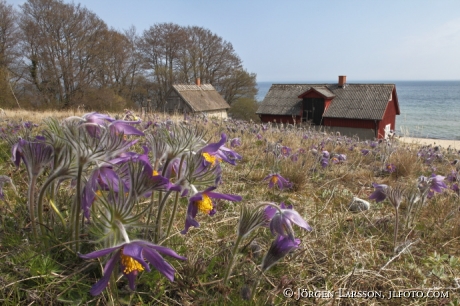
[196,78,201,86]
[338,75,346,87]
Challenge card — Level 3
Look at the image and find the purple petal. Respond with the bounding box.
[89,250,120,296]
[109,121,144,136]
[369,183,387,202]
[264,205,278,220]
[181,201,200,234]
[142,248,176,282]
[201,133,227,153]
[125,271,138,291]
[137,241,187,260]
[206,191,242,202]
[79,245,121,259]
[283,210,312,231]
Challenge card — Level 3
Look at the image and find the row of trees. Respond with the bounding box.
[0,0,258,112]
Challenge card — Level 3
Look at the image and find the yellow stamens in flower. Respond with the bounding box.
[202,153,221,166]
[270,175,279,184]
[95,190,103,197]
[120,251,144,274]
[195,194,213,214]
[152,170,159,176]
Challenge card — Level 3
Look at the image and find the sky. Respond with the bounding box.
[7,0,460,82]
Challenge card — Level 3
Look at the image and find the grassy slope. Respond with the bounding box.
[0,110,459,305]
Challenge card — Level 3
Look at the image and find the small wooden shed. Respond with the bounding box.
[165,79,230,118]
[256,76,400,139]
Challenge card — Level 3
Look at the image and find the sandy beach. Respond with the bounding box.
[399,136,460,150]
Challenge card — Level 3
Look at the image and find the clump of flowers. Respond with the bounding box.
[224,200,312,302]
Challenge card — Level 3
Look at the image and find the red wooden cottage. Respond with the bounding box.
[256,76,400,139]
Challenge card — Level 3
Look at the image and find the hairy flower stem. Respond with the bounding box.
[166,191,180,239]
[154,190,173,243]
[143,191,156,240]
[73,165,84,252]
[28,175,38,240]
[250,270,263,301]
[115,220,130,243]
[165,155,186,238]
[37,174,58,247]
[223,234,243,285]
[394,208,399,252]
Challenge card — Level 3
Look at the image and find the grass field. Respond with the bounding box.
[0,109,459,305]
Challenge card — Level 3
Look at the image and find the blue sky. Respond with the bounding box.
[8,0,460,82]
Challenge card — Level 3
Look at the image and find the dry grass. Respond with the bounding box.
[1,110,459,305]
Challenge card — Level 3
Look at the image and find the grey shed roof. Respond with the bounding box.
[257,83,399,120]
[171,84,230,112]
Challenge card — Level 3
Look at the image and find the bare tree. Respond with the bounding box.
[139,23,257,109]
[20,0,108,108]
[217,68,257,105]
[0,0,21,107]
[139,23,187,109]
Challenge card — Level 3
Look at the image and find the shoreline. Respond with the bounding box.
[398,136,460,150]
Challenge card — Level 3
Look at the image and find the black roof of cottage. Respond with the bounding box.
[170,84,230,112]
[256,83,400,120]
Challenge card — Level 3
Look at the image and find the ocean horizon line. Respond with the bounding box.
[257,79,460,84]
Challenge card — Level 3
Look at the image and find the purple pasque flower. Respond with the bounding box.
[280,146,291,157]
[361,149,370,156]
[263,173,292,190]
[428,174,448,193]
[77,112,116,137]
[82,112,115,125]
[79,240,186,296]
[418,174,447,198]
[22,121,38,130]
[216,146,242,165]
[12,138,53,177]
[261,235,301,271]
[11,138,25,168]
[385,163,396,173]
[125,158,175,199]
[109,120,145,136]
[330,153,346,164]
[82,167,122,219]
[182,186,242,234]
[264,202,312,241]
[369,183,404,209]
[369,183,388,202]
[200,133,242,166]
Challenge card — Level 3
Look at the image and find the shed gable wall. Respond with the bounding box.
[377,93,398,137]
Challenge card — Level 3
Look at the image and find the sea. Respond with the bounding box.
[256,80,460,140]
